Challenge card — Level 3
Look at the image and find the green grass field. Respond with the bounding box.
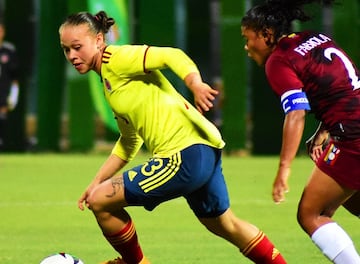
[1,153,359,264]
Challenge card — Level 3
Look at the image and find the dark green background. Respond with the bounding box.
[4,0,359,154]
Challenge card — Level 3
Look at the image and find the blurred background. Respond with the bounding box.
[1,0,359,155]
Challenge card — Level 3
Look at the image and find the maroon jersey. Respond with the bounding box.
[266,31,360,140]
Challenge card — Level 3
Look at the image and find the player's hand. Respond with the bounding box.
[305,130,329,162]
[78,181,98,210]
[184,72,218,114]
[272,166,290,204]
[193,82,218,114]
[308,145,323,162]
[78,190,89,211]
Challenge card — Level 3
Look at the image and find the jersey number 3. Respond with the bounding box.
[324,47,360,90]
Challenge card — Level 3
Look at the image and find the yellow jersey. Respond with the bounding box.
[100,44,225,161]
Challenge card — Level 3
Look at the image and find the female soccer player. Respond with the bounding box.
[59,11,287,264]
[241,0,360,263]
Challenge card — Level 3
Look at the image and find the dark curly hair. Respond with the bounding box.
[241,0,336,46]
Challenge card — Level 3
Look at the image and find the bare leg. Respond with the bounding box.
[87,175,129,233]
[199,208,258,248]
[87,175,146,264]
[199,208,287,263]
[297,167,360,263]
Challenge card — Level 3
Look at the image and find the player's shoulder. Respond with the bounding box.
[103,44,148,65]
[105,44,148,56]
[279,31,333,51]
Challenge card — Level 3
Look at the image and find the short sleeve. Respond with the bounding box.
[265,55,304,97]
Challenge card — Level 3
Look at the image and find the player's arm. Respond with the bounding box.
[145,46,218,113]
[7,48,19,111]
[273,109,305,203]
[184,72,218,113]
[78,115,141,210]
[111,115,144,162]
[7,80,19,111]
[273,88,311,203]
[89,154,128,187]
[78,154,127,210]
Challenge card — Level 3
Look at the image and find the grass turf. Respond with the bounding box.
[0,153,358,263]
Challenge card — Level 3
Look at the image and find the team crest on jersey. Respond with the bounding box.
[323,143,340,165]
[104,78,112,91]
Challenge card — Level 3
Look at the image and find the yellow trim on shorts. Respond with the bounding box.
[139,152,182,193]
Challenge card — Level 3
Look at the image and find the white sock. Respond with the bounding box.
[334,244,360,264]
[311,222,360,263]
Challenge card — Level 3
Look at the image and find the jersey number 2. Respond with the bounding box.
[324,47,360,90]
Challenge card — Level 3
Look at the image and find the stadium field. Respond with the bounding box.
[1,153,358,263]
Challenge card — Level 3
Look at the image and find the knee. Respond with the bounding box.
[297,202,315,233]
[86,190,106,214]
[296,208,305,229]
[297,201,310,228]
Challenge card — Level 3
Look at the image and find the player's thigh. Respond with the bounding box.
[185,148,229,218]
[299,167,354,218]
[87,175,128,212]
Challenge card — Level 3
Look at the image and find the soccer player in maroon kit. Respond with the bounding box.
[241,0,360,263]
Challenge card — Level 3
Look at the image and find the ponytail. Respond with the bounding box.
[93,11,115,34]
[60,10,115,35]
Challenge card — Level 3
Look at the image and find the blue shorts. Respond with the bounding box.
[123,144,229,218]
